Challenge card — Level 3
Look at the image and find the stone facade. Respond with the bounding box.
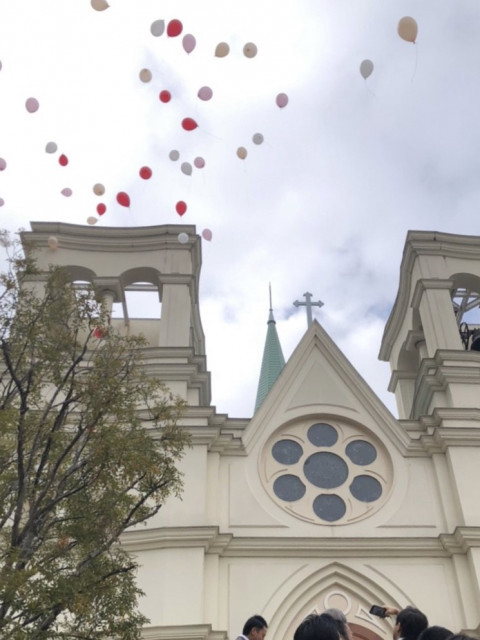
[22,223,480,640]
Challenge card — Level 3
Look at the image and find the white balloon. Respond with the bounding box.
[151,19,165,37]
[360,59,374,80]
[139,68,152,83]
[252,133,264,145]
[243,42,258,58]
[47,236,58,250]
[169,150,180,161]
[45,141,57,153]
[91,0,109,11]
[93,183,105,195]
[215,42,229,58]
[181,162,192,176]
[87,217,98,225]
[178,232,189,244]
[398,16,418,43]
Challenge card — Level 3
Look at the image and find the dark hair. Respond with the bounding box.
[323,609,349,640]
[243,615,268,636]
[294,613,340,640]
[396,607,428,640]
[417,627,453,640]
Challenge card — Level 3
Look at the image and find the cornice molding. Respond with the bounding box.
[24,221,198,252]
[120,526,232,553]
[440,527,480,554]
[120,525,480,558]
[411,278,454,310]
[411,351,480,420]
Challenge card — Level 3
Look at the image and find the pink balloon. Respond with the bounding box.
[275,92,288,108]
[197,86,213,101]
[25,97,39,113]
[61,188,72,197]
[0,158,6,171]
[0,198,4,207]
[183,34,196,54]
[202,229,212,241]
[193,157,205,169]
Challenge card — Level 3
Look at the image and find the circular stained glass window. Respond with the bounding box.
[263,418,391,524]
[308,423,338,447]
[313,494,346,522]
[304,452,348,489]
[349,475,382,502]
[273,474,306,502]
[272,439,303,465]
[345,440,377,465]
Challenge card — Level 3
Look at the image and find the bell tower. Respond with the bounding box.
[380,231,480,421]
[21,221,210,406]
[380,231,480,532]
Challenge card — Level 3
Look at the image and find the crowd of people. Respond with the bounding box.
[236,606,478,640]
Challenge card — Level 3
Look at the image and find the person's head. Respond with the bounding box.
[294,613,340,640]
[394,607,428,640]
[243,615,268,640]
[323,609,353,640]
[417,626,453,640]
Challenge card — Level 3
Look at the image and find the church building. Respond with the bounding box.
[22,222,480,640]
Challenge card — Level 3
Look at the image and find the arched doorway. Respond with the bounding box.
[351,623,385,640]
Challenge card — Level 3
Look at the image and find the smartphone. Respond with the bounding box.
[369,605,387,618]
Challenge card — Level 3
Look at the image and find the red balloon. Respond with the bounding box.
[59,154,68,166]
[139,166,152,179]
[176,200,187,216]
[97,203,106,215]
[116,192,130,207]
[167,19,183,37]
[93,326,106,339]
[159,90,171,103]
[181,117,198,131]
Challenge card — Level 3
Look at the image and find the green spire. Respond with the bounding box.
[254,288,285,412]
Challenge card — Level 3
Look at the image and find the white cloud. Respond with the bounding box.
[1,0,478,417]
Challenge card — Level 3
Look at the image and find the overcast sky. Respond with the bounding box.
[1,0,480,418]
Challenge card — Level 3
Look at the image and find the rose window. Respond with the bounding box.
[262,420,392,524]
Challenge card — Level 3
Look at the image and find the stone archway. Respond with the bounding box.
[265,564,397,640]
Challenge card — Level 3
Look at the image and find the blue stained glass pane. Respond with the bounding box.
[349,475,382,502]
[313,494,346,522]
[308,423,338,447]
[345,440,377,465]
[273,474,306,502]
[304,452,348,489]
[272,439,303,465]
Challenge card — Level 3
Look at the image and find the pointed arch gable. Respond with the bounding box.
[266,562,403,640]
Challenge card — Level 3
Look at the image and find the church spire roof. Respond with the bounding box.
[254,285,285,412]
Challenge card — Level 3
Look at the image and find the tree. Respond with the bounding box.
[0,232,189,639]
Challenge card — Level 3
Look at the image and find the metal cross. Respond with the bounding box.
[293,292,324,327]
